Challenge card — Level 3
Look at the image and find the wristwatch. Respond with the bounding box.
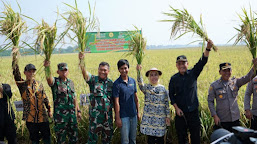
[206,48,211,51]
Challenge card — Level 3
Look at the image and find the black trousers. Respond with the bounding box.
[213,119,240,132]
[250,115,257,130]
[175,109,200,144]
[26,122,51,142]
[0,119,17,144]
[147,135,164,144]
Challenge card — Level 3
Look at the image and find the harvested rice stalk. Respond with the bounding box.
[161,6,217,51]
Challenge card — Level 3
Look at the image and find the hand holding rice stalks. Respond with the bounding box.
[63,0,99,68]
[161,6,217,51]
[231,7,257,59]
[0,2,27,67]
[35,20,57,78]
[126,26,146,75]
[126,26,146,65]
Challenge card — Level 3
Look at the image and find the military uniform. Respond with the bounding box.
[50,77,78,144]
[208,63,256,131]
[86,73,113,144]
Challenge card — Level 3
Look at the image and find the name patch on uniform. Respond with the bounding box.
[129,84,134,87]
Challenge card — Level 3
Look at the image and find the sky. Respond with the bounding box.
[1,0,257,46]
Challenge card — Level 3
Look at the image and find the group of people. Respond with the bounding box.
[1,40,257,144]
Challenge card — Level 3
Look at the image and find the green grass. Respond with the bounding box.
[0,45,253,143]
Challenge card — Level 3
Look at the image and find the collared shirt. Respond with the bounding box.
[169,54,208,112]
[50,77,77,123]
[13,64,50,123]
[86,73,113,118]
[208,69,255,122]
[113,76,137,118]
[244,76,257,116]
[137,75,170,137]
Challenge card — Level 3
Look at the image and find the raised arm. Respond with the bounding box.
[236,58,257,88]
[43,60,54,86]
[192,40,213,77]
[79,52,90,81]
[12,47,22,82]
[136,64,146,93]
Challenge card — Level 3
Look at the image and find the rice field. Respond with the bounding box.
[0,45,253,143]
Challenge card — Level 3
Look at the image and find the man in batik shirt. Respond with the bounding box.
[13,61,51,144]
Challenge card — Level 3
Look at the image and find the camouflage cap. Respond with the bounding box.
[219,63,231,70]
[176,55,187,63]
[24,64,37,71]
[58,63,68,71]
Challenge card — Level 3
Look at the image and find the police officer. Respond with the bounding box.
[208,60,257,132]
[244,75,257,130]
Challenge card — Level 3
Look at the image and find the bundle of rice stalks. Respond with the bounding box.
[126,26,146,75]
[63,0,99,67]
[0,2,27,66]
[161,6,217,51]
[35,20,57,78]
[231,7,257,59]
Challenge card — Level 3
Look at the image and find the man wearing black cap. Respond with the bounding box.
[44,61,81,144]
[208,60,257,132]
[169,40,213,144]
[12,62,51,144]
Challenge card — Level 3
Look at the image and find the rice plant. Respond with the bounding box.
[125,26,146,75]
[161,6,217,52]
[34,20,57,78]
[34,19,67,78]
[63,0,99,67]
[231,7,257,59]
[0,1,27,67]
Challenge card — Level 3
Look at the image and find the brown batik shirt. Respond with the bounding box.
[13,64,50,123]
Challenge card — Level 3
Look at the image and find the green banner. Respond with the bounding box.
[86,31,141,53]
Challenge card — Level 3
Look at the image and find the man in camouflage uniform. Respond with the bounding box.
[79,52,113,144]
[44,61,81,144]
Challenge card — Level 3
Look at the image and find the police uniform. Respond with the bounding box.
[208,63,256,132]
[244,76,257,130]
